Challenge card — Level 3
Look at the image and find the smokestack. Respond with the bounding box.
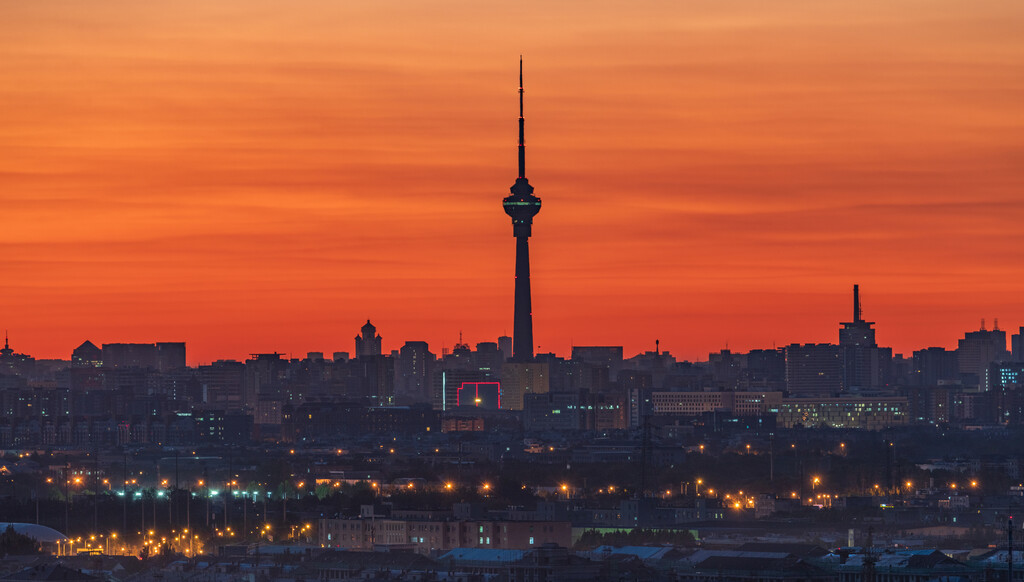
[853,285,862,323]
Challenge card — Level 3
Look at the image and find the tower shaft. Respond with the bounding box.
[513,236,534,361]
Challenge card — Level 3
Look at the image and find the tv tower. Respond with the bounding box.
[503,58,542,362]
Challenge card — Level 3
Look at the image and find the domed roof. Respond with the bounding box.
[0,522,69,543]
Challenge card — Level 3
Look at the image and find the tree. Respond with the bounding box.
[573,528,696,550]
[0,525,39,555]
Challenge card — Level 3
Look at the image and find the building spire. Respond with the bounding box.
[518,56,526,179]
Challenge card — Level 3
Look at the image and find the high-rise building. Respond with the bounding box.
[957,321,1008,390]
[838,285,890,390]
[497,335,512,360]
[1011,327,1024,362]
[244,352,288,407]
[744,348,786,390]
[500,361,549,411]
[502,59,542,362]
[395,341,435,405]
[355,320,382,358]
[785,343,843,396]
[197,360,245,408]
[912,347,959,386]
[473,342,504,380]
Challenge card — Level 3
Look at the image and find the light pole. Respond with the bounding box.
[63,457,70,537]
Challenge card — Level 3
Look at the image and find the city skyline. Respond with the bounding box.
[3,297,1021,367]
[4,1,1024,363]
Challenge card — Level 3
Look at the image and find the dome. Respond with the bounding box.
[0,523,69,543]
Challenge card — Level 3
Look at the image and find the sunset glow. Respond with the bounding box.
[3,1,1024,362]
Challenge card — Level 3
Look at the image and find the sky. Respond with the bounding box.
[3,1,1024,364]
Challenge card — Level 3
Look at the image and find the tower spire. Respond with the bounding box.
[518,56,526,178]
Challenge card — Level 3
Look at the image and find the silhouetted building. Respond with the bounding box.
[912,347,959,386]
[355,320,382,358]
[0,335,35,377]
[498,335,512,360]
[349,354,394,404]
[958,321,1008,389]
[71,341,102,368]
[745,348,786,390]
[987,361,1024,424]
[1012,326,1024,362]
[244,353,288,408]
[839,285,891,390]
[571,346,624,378]
[708,349,743,390]
[501,361,549,410]
[902,384,959,424]
[474,342,504,379]
[395,341,435,405]
[101,342,184,371]
[197,360,245,409]
[785,343,843,396]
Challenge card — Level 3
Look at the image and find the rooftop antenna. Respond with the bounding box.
[995,318,1000,331]
[655,339,660,355]
[982,318,987,331]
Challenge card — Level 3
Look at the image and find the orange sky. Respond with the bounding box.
[3,1,1024,364]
